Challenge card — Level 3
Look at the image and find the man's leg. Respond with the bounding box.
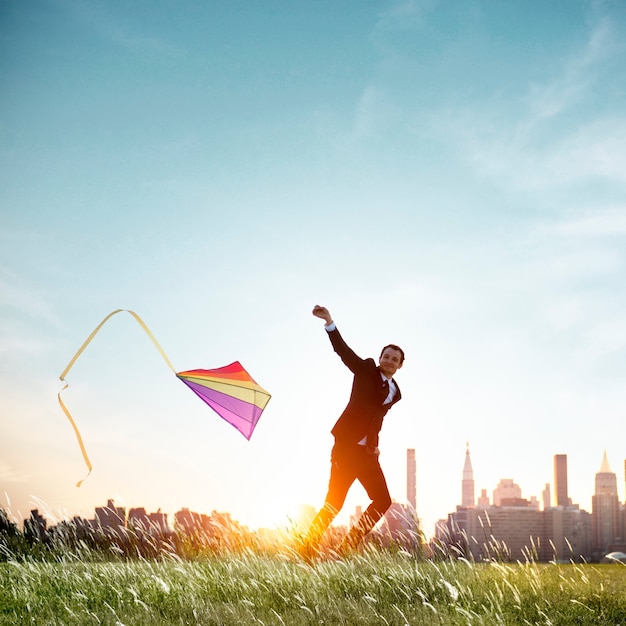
[339,452,391,553]
[300,443,357,556]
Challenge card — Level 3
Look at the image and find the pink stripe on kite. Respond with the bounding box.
[178,378,263,440]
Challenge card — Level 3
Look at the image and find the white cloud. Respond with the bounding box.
[0,267,62,359]
[464,117,626,189]
[582,15,623,67]
[0,266,60,325]
[544,246,622,280]
[542,294,587,333]
[582,316,626,359]
[431,16,626,190]
[527,17,618,123]
[552,208,626,238]
[0,333,52,357]
[547,119,626,183]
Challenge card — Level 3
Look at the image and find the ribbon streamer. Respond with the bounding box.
[58,309,175,487]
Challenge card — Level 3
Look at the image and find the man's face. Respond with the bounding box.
[378,347,403,378]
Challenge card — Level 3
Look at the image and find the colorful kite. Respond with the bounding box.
[58,309,271,487]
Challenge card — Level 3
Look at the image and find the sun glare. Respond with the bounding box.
[240,501,316,532]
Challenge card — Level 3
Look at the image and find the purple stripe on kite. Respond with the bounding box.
[179,378,263,440]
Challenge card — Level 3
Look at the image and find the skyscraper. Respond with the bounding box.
[592,451,620,556]
[407,448,416,511]
[492,478,522,506]
[554,454,570,507]
[542,483,551,511]
[461,442,475,508]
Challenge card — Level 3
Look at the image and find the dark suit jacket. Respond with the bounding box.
[327,326,402,448]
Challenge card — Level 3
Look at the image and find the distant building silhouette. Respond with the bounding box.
[492,478,522,506]
[407,448,416,511]
[542,483,551,511]
[24,509,47,542]
[128,507,149,530]
[477,488,490,508]
[350,505,363,528]
[128,507,170,535]
[461,443,475,508]
[383,502,418,544]
[546,506,591,562]
[446,504,591,562]
[10,498,260,558]
[95,499,125,534]
[148,509,170,535]
[591,451,622,557]
[554,454,571,507]
[175,507,207,532]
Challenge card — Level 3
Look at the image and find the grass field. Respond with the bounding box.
[2,548,626,625]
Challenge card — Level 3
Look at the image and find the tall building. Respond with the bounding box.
[477,489,490,508]
[175,507,205,532]
[95,499,126,535]
[383,502,418,543]
[407,448,416,511]
[492,479,522,506]
[128,507,149,530]
[128,507,170,535]
[24,509,47,542]
[546,506,592,561]
[147,509,170,535]
[554,454,570,507]
[462,442,475,508]
[351,505,363,528]
[542,483,551,511]
[592,451,621,557]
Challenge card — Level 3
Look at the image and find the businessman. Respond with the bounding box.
[299,304,404,559]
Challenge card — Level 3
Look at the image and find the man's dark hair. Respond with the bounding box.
[380,344,405,365]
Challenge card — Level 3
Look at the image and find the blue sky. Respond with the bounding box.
[2,0,625,536]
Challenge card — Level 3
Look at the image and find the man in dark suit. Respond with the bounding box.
[299,304,404,559]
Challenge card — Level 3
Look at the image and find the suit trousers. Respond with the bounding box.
[306,440,392,544]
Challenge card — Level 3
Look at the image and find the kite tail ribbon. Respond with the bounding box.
[58,309,176,487]
[57,384,92,487]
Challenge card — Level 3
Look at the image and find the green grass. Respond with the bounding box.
[2,549,626,625]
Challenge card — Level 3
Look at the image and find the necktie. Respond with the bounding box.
[382,379,390,403]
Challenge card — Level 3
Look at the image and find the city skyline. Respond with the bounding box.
[2,1,626,538]
[17,446,622,566]
[453,446,626,511]
[8,446,625,541]
[444,448,626,561]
